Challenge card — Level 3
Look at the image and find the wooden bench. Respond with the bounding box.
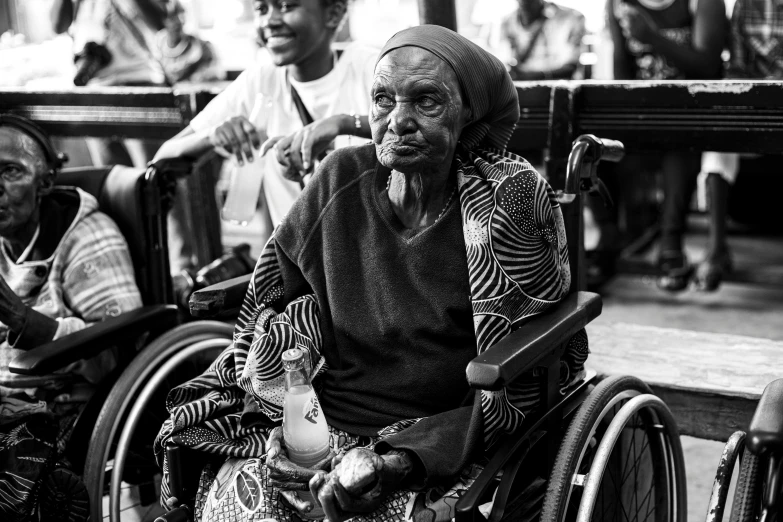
[587,321,782,441]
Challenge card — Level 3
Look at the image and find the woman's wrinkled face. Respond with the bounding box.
[0,127,52,238]
[371,47,470,174]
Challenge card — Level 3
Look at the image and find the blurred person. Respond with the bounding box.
[608,0,726,292]
[500,0,587,80]
[0,115,142,521]
[153,0,378,256]
[693,0,783,290]
[155,0,221,83]
[64,0,168,167]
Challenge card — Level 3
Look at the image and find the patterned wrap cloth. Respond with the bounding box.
[154,25,589,521]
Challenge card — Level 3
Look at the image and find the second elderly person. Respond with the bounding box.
[0,115,142,520]
[155,25,587,522]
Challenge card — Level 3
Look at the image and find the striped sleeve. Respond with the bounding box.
[55,211,143,382]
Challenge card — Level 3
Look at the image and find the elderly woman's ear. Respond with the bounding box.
[37,169,56,197]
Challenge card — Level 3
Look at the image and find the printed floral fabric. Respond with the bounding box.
[194,426,485,522]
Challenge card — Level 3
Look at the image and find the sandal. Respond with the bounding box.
[693,251,733,292]
[656,250,693,293]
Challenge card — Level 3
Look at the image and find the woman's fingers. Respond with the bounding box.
[318,480,343,522]
[269,479,310,491]
[236,119,258,162]
[265,427,284,464]
[299,126,314,173]
[309,471,328,507]
[288,129,306,175]
[280,490,312,515]
[260,136,283,157]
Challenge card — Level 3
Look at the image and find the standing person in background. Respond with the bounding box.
[153,0,378,252]
[693,0,783,290]
[500,0,587,81]
[155,0,221,83]
[64,0,169,167]
[608,0,726,292]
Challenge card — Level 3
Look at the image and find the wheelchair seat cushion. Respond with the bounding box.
[747,378,783,455]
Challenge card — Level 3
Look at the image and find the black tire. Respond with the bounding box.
[706,431,747,522]
[729,448,764,522]
[83,321,233,522]
[540,375,653,522]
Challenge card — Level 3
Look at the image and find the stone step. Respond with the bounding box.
[587,321,783,441]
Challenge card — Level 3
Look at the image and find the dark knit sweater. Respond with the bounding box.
[274,143,484,488]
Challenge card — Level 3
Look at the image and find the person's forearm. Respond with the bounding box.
[51,0,75,34]
[153,127,212,161]
[337,114,372,140]
[646,32,722,78]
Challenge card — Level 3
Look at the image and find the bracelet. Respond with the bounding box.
[350,110,362,133]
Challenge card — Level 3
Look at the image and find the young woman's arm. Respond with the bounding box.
[154,117,262,166]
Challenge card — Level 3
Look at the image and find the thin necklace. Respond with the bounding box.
[387,173,458,223]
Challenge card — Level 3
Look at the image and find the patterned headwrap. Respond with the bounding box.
[378,24,520,152]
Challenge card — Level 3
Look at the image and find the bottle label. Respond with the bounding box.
[303,395,321,425]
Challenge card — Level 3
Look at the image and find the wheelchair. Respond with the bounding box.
[6,159,235,521]
[145,134,688,522]
[705,378,782,522]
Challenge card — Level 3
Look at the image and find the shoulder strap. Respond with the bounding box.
[513,18,548,68]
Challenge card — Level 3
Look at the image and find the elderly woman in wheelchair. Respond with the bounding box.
[156,26,687,522]
[0,115,142,520]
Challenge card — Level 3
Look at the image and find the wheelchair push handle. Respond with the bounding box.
[556,134,625,207]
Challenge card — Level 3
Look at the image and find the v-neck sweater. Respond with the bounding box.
[274,143,483,487]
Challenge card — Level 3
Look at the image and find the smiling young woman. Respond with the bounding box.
[153,0,378,266]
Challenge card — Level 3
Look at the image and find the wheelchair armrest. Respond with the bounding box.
[9,305,179,376]
[466,292,602,391]
[189,273,251,318]
[747,378,783,456]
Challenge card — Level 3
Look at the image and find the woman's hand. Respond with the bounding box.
[616,4,659,44]
[0,276,27,333]
[208,116,262,166]
[265,427,335,516]
[309,448,414,522]
[260,114,348,182]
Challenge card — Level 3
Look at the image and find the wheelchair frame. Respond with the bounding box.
[150,135,687,522]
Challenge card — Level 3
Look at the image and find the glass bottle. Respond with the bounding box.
[282,348,329,519]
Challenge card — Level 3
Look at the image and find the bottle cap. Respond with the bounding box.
[282,348,305,370]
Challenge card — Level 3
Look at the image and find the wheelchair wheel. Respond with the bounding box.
[541,374,684,522]
[729,447,763,522]
[705,431,746,522]
[83,321,233,522]
[575,393,687,522]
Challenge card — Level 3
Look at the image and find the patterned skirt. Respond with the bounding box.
[195,426,486,522]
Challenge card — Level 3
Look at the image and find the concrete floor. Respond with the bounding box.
[594,224,783,521]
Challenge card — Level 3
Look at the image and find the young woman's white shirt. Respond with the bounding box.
[189,42,379,225]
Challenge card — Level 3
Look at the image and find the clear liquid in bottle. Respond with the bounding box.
[221,94,268,226]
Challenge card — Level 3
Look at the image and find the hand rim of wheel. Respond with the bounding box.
[575,393,684,522]
[109,337,231,521]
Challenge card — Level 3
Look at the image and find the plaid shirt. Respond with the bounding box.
[729,0,783,78]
